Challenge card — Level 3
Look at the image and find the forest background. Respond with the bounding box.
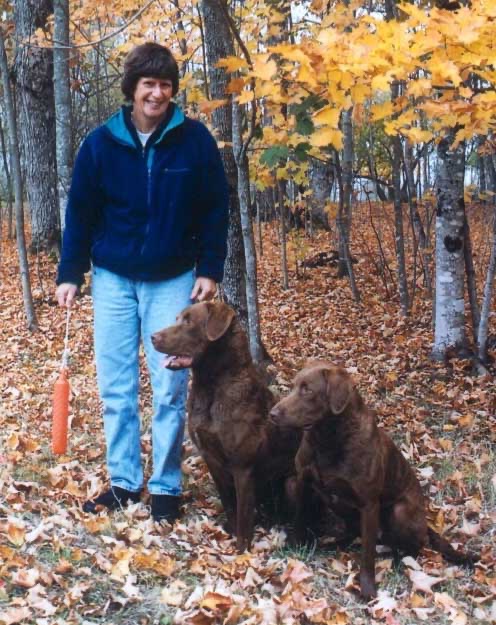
[0,0,495,623]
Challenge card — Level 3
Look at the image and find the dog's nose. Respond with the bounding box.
[269,406,282,423]
[151,333,158,346]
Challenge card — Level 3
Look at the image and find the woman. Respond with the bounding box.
[56,42,229,522]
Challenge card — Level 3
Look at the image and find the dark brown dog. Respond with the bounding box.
[151,301,300,552]
[269,361,477,599]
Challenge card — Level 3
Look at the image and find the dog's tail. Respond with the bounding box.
[427,527,478,566]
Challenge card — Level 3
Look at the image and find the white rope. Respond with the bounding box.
[61,307,71,370]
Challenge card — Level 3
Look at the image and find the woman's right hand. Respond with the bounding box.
[56,283,78,308]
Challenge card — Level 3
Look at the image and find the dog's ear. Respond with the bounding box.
[324,368,353,414]
[205,302,236,341]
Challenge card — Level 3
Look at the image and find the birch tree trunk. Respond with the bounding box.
[14,0,59,251]
[431,130,467,360]
[0,27,37,330]
[201,0,248,329]
[53,0,72,233]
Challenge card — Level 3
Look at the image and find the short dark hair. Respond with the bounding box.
[121,42,179,100]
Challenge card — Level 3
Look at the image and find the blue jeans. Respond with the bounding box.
[92,266,195,495]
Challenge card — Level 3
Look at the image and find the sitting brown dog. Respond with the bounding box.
[269,361,477,599]
[151,301,300,552]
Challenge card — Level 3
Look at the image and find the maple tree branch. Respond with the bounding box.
[213,0,252,68]
[17,0,158,50]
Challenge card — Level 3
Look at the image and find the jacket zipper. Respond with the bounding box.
[141,145,152,255]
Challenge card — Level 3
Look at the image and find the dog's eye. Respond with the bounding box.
[182,316,190,324]
[300,384,313,396]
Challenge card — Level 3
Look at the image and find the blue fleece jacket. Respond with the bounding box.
[57,104,229,286]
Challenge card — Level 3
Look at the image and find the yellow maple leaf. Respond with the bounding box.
[453,9,486,45]
[199,99,228,115]
[371,74,392,92]
[226,77,246,94]
[403,127,434,143]
[371,101,394,121]
[351,83,371,103]
[339,71,355,90]
[406,78,432,98]
[252,56,277,81]
[313,106,341,127]
[271,44,311,65]
[297,64,320,88]
[216,56,248,72]
[310,128,343,149]
[398,2,428,25]
[430,58,462,87]
[237,90,255,105]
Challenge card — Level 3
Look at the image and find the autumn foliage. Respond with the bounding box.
[1,0,495,622]
[0,211,495,623]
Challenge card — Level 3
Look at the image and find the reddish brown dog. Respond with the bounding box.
[151,301,300,552]
[269,361,476,600]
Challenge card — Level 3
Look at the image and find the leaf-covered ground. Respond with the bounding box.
[0,203,495,625]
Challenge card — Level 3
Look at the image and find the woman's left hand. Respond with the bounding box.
[191,277,217,302]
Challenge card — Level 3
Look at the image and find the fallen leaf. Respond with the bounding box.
[407,569,445,594]
[11,568,40,588]
[402,556,422,570]
[370,590,398,616]
[200,591,232,612]
[160,580,187,606]
[0,607,32,624]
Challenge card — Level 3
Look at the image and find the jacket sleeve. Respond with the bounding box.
[196,128,229,282]
[56,135,101,286]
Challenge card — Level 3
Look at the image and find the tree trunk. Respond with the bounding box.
[0,27,37,330]
[308,157,332,231]
[277,180,289,290]
[201,0,247,328]
[232,100,263,362]
[338,107,353,277]
[390,82,409,315]
[14,0,59,252]
[477,207,496,364]
[463,217,480,343]
[335,151,360,302]
[431,130,467,360]
[485,153,496,206]
[0,110,14,238]
[53,0,72,234]
[405,138,432,296]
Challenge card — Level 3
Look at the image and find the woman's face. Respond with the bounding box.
[132,76,173,131]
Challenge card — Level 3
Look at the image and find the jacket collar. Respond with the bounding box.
[104,103,185,148]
